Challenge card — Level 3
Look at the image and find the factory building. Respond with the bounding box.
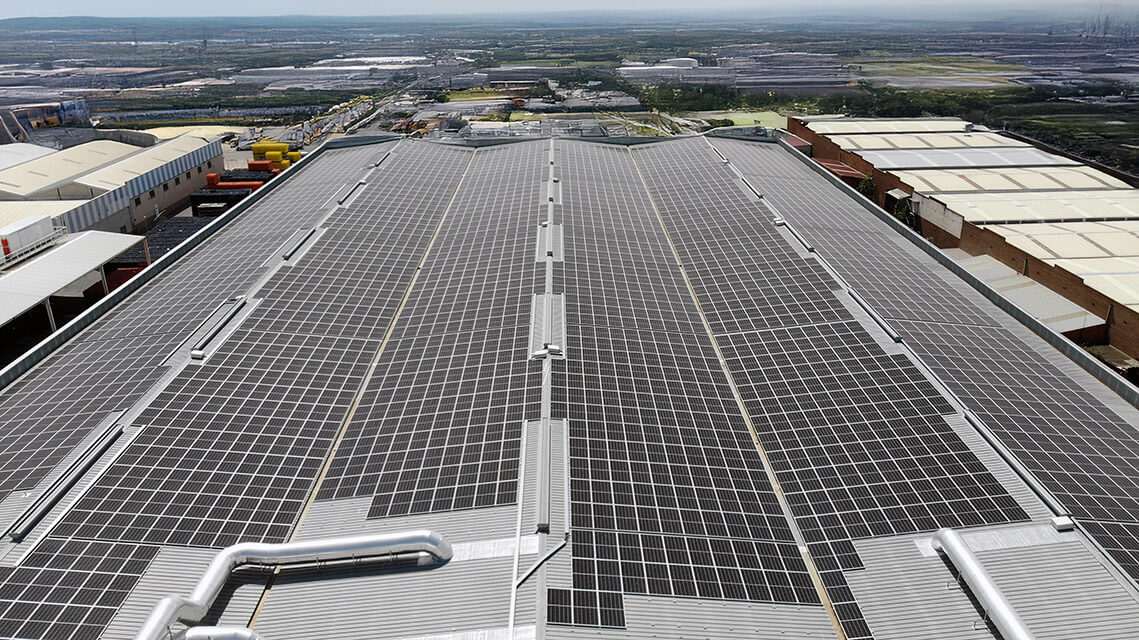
[0,142,57,172]
[1,133,1139,640]
[789,116,1139,367]
[0,134,222,234]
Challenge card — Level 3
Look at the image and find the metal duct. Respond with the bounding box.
[931,528,1036,640]
[182,627,264,640]
[135,529,453,640]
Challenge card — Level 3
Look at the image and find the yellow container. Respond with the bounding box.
[251,142,289,160]
[265,151,283,162]
[287,151,302,162]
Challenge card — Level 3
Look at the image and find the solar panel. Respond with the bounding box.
[632,137,1030,639]
[711,136,1139,596]
[318,141,547,514]
[550,140,818,628]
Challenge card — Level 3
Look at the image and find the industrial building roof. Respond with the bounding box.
[825,132,1029,151]
[0,142,57,172]
[73,135,211,193]
[895,164,1130,193]
[0,230,143,327]
[985,220,1139,260]
[856,146,1077,171]
[0,199,90,228]
[805,117,972,135]
[0,140,138,198]
[944,249,1105,334]
[0,135,1138,640]
[922,189,1139,224]
[977,221,1139,314]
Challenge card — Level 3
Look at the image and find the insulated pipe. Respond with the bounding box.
[931,528,1036,640]
[181,627,264,640]
[135,529,452,640]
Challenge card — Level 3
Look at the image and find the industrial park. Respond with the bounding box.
[1,4,1139,640]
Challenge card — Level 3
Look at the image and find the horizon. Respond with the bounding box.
[1,2,1135,21]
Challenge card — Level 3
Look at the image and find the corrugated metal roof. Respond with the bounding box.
[0,200,89,228]
[897,165,1129,193]
[848,525,1139,640]
[544,596,835,640]
[986,220,1139,259]
[929,189,1139,224]
[953,253,1105,333]
[807,118,971,135]
[0,143,57,172]
[857,146,1077,170]
[74,135,211,192]
[827,132,1028,151]
[252,556,520,640]
[293,498,519,544]
[1051,257,1139,311]
[0,230,142,326]
[0,140,139,198]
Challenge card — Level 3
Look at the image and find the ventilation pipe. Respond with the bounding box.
[931,528,1035,640]
[135,529,452,640]
[182,627,263,640]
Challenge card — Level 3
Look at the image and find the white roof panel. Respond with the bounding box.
[898,165,1129,194]
[74,135,210,192]
[0,143,57,172]
[828,132,1028,150]
[857,147,1077,170]
[931,190,1139,223]
[0,200,88,228]
[0,140,139,198]
[807,118,971,135]
[0,230,143,327]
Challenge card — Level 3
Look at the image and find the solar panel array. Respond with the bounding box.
[632,137,1028,639]
[0,141,470,640]
[2,135,1126,640]
[548,140,816,627]
[712,137,1139,593]
[317,141,546,516]
[0,144,389,508]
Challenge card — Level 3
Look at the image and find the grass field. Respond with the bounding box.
[685,110,787,127]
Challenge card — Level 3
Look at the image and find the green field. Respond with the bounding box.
[685,110,787,127]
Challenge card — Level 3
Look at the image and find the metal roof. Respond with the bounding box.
[0,142,57,172]
[826,131,1028,151]
[0,199,89,228]
[0,230,142,327]
[805,118,971,135]
[895,165,1130,193]
[857,146,1078,170]
[950,251,1105,333]
[923,189,1139,224]
[1,135,1139,640]
[0,140,139,198]
[73,134,211,193]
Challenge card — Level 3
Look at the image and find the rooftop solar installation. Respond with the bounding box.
[0,134,1137,640]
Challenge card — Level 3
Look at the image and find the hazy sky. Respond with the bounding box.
[0,0,1128,20]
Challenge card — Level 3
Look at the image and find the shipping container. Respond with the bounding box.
[212,181,264,191]
[191,188,252,217]
[221,170,276,182]
[0,215,54,257]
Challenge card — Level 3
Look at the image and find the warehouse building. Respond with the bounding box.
[789,116,1139,363]
[0,134,1138,640]
[0,135,222,233]
[0,142,56,172]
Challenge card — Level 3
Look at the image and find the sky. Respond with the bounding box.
[0,0,1130,20]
